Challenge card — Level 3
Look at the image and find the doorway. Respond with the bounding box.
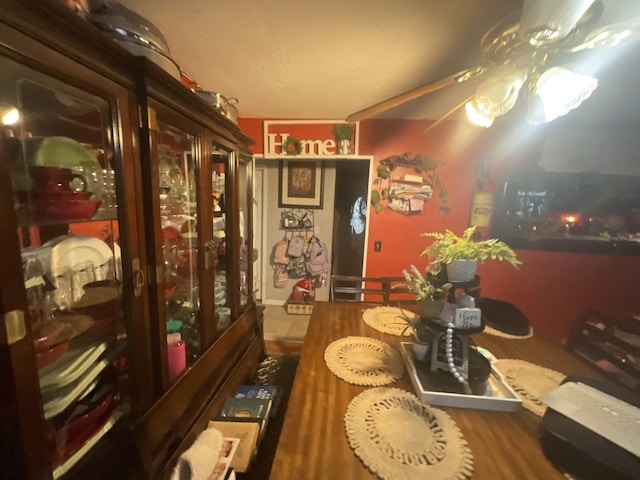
[331,160,370,279]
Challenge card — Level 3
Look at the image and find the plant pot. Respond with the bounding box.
[417,298,444,319]
[446,259,478,282]
[412,336,430,362]
[338,139,352,155]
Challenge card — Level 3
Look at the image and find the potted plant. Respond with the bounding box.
[397,309,432,361]
[332,123,354,155]
[421,226,521,282]
[399,265,451,319]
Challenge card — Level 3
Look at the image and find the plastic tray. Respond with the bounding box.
[400,342,522,411]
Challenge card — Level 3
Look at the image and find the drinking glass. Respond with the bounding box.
[71,261,95,302]
[50,267,73,310]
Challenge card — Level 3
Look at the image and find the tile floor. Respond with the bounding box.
[261,304,311,343]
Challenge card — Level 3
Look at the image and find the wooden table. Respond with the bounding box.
[270,301,598,480]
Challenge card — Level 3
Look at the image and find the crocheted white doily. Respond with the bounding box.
[362,306,415,336]
[324,336,404,386]
[483,325,534,339]
[495,359,566,416]
[344,387,474,480]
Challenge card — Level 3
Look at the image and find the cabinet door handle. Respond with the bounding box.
[2,309,26,345]
[132,258,145,297]
[204,242,212,270]
[204,241,217,270]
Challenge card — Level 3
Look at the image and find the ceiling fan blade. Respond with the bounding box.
[420,96,473,136]
[518,0,598,46]
[345,66,487,123]
[569,16,640,52]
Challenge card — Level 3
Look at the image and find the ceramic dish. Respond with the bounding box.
[32,199,101,222]
[36,339,71,369]
[32,320,66,352]
[50,236,113,273]
[34,136,100,170]
[39,342,108,390]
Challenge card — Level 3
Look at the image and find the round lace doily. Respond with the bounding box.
[495,359,566,416]
[362,306,415,336]
[344,387,474,480]
[483,325,534,339]
[324,336,404,386]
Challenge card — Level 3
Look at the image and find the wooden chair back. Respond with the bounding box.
[330,275,387,303]
[330,275,413,305]
[380,276,414,306]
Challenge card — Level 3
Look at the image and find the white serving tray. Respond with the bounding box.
[400,342,522,412]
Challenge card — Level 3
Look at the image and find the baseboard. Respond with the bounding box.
[261,299,287,306]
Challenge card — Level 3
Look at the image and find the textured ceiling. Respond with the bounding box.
[116,0,640,123]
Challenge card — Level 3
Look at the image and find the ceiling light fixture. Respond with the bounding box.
[464,66,527,127]
[1,105,20,125]
[465,64,598,128]
[528,66,598,124]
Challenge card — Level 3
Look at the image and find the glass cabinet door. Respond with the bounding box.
[210,143,231,332]
[0,55,129,476]
[154,120,202,385]
[238,155,253,310]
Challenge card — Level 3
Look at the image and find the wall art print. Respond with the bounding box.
[278,160,324,208]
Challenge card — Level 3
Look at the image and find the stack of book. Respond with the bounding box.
[209,384,281,473]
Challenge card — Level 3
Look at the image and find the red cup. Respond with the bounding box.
[30,166,87,193]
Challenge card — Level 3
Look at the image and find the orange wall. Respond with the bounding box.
[239,117,640,344]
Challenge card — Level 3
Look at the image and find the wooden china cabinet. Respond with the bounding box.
[0,2,262,480]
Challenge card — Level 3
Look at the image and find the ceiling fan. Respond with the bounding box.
[346,0,640,127]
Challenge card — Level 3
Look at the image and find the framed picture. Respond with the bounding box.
[278,160,324,208]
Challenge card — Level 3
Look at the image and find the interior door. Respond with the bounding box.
[331,160,370,278]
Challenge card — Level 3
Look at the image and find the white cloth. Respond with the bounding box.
[170,428,223,480]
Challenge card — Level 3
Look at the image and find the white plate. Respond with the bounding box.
[50,236,113,273]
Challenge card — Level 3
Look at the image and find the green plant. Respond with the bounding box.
[421,226,522,267]
[332,123,354,142]
[397,309,430,342]
[398,265,449,301]
[283,136,302,155]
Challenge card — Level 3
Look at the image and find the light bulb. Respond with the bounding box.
[465,101,494,128]
[465,66,527,127]
[1,106,19,125]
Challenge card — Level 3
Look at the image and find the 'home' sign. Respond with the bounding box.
[263,120,359,158]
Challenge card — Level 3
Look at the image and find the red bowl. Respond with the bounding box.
[32,190,93,201]
[165,281,177,299]
[50,387,115,464]
[71,284,120,318]
[66,391,114,441]
[32,320,65,353]
[163,226,181,242]
[36,339,70,369]
[32,199,101,221]
[86,315,117,338]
